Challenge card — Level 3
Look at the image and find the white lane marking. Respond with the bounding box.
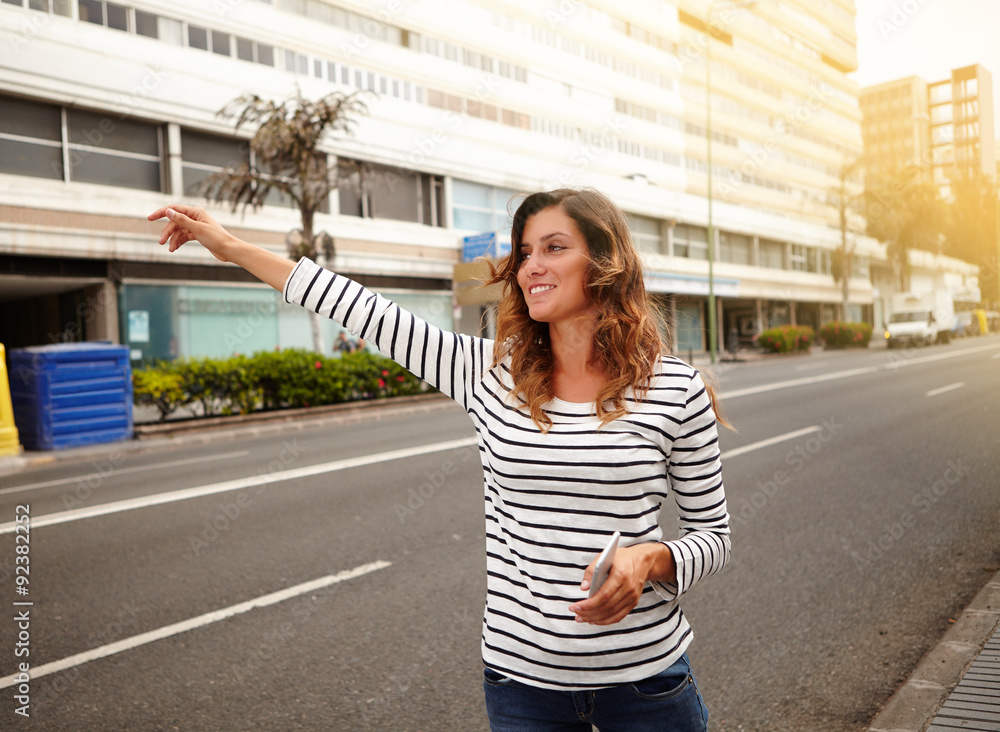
[0,451,251,496]
[723,342,1000,401]
[721,426,821,460]
[926,382,965,397]
[0,437,478,535]
[794,361,829,371]
[0,560,391,690]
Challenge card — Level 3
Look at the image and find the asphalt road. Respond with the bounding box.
[1,335,998,731]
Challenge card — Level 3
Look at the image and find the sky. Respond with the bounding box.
[850,0,1000,117]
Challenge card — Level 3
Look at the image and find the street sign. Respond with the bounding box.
[462,232,496,262]
[461,233,511,262]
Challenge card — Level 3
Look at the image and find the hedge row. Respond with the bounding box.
[819,321,873,348]
[132,349,427,422]
[756,325,815,353]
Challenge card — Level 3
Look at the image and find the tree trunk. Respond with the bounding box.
[301,209,325,355]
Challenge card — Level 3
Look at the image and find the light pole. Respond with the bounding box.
[703,0,755,363]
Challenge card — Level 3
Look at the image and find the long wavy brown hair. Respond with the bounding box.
[486,188,668,431]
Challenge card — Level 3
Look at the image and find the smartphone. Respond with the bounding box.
[588,531,621,598]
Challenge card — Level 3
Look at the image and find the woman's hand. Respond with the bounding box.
[147,204,238,262]
[568,543,674,625]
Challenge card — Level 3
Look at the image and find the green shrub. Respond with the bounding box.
[132,348,428,421]
[132,365,185,421]
[174,358,228,416]
[819,321,872,348]
[756,325,815,353]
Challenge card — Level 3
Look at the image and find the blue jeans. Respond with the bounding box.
[482,654,709,732]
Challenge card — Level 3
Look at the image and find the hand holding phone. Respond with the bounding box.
[588,531,621,598]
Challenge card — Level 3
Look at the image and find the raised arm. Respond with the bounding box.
[148,204,489,404]
[147,205,293,292]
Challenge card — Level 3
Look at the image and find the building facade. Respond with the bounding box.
[0,0,979,363]
[859,75,929,184]
[861,64,996,197]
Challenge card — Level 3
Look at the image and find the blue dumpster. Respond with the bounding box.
[9,342,133,450]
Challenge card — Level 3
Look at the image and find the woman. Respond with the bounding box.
[148,188,730,731]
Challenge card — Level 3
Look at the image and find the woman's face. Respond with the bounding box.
[516,205,594,326]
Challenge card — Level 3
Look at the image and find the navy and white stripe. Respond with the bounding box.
[285,258,731,691]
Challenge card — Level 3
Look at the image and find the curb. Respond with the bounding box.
[0,392,456,478]
[867,569,1000,732]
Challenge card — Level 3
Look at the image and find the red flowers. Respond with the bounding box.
[378,378,386,388]
[315,361,322,369]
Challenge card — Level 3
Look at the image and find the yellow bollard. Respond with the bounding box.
[0,344,23,457]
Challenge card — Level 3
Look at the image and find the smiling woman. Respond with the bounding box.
[147,188,730,732]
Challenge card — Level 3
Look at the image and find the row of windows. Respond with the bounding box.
[642,221,855,276]
[0,0,70,15]
[7,0,858,199]
[65,0,280,67]
[0,90,860,277]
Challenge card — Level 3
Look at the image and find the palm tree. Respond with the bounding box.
[200,89,368,354]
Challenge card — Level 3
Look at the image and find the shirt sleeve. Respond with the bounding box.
[282,257,489,408]
[652,370,731,601]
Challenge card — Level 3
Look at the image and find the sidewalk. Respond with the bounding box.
[868,570,1000,732]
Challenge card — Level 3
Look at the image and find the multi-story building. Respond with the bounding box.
[861,64,996,198]
[929,64,995,197]
[0,0,979,362]
[859,75,929,184]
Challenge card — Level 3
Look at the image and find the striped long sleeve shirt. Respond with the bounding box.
[284,258,731,691]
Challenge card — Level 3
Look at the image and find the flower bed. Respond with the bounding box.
[819,322,873,349]
[133,349,426,422]
[756,325,815,353]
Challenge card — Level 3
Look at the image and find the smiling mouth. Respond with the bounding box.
[529,285,555,295]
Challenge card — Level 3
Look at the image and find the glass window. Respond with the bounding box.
[180,129,248,196]
[338,159,365,217]
[759,238,784,269]
[188,24,208,50]
[368,164,420,223]
[719,231,751,265]
[52,0,72,15]
[135,10,158,38]
[0,96,62,141]
[158,16,183,45]
[78,0,102,24]
[29,0,47,10]
[453,208,492,231]
[105,2,126,30]
[211,31,231,56]
[0,137,64,180]
[256,43,273,66]
[673,224,708,260]
[453,178,491,208]
[181,129,246,168]
[628,214,662,254]
[236,37,254,61]
[71,151,160,190]
[452,179,520,239]
[790,244,808,271]
[68,110,159,155]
